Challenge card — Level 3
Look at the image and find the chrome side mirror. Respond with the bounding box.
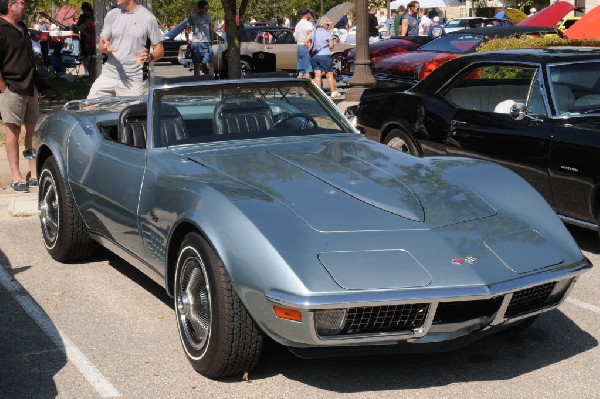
[510,102,527,121]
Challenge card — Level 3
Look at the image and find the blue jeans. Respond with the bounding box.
[296,46,312,74]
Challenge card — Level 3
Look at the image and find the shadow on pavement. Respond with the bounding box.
[0,249,65,399]
[250,309,596,391]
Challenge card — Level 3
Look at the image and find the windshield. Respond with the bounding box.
[152,80,354,147]
[417,34,484,53]
[548,61,600,115]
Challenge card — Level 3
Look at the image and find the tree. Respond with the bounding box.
[221,0,248,79]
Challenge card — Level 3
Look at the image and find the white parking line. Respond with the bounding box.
[0,266,121,398]
[566,297,600,314]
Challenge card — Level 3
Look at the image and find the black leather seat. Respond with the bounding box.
[212,99,273,135]
[158,103,189,145]
[118,103,147,149]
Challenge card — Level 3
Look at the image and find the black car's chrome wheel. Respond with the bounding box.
[38,156,96,261]
[174,232,263,379]
[332,53,343,82]
[384,129,419,156]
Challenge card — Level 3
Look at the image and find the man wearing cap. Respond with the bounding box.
[307,16,340,98]
[428,16,444,37]
[294,8,313,79]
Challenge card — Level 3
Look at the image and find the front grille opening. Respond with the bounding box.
[343,304,429,335]
[433,297,502,324]
[315,303,430,337]
[505,282,558,318]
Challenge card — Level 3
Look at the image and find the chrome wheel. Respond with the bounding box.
[176,246,211,352]
[241,59,251,78]
[384,129,419,156]
[387,136,411,153]
[39,169,59,248]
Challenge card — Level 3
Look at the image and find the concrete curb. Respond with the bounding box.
[8,196,38,217]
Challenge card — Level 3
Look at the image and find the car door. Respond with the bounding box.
[545,61,600,224]
[263,29,296,70]
[67,118,146,257]
[443,64,556,207]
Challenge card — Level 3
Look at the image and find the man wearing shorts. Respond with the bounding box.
[0,0,41,192]
[188,0,214,77]
[308,16,340,98]
[88,0,164,98]
[294,8,313,79]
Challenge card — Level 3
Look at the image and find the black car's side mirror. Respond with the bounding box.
[510,102,527,121]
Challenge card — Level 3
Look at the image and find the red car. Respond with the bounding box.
[338,36,431,82]
[372,26,558,83]
[518,1,583,27]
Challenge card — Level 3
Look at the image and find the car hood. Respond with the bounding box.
[374,51,456,74]
[346,40,417,63]
[518,1,581,27]
[182,137,496,232]
[565,6,600,39]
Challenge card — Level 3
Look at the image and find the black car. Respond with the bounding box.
[354,47,600,233]
[162,20,189,63]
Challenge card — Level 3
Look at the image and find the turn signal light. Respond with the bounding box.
[273,306,302,322]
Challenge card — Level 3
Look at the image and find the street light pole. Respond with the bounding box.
[345,0,376,102]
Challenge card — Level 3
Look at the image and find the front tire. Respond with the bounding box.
[38,155,96,261]
[174,232,263,378]
[384,129,419,156]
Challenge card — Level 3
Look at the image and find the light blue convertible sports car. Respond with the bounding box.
[36,76,591,378]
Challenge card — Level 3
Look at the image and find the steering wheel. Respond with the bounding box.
[272,112,317,130]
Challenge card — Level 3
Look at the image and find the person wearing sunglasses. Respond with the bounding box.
[400,0,420,36]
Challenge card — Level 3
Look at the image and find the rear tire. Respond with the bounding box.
[384,129,419,156]
[174,232,263,378]
[38,155,96,261]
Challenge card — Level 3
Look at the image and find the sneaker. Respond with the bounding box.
[28,178,39,187]
[330,91,342,98]
[11,180,29,192]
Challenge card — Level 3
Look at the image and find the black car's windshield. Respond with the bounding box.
[549,61,600,115]
[152,80,354,147]
[418,34,484,53]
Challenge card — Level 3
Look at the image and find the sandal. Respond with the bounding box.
[28,178,39,187]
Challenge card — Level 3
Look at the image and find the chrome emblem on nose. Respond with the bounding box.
[452,256,476,265]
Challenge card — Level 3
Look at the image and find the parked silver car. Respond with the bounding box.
[36,76,590,379]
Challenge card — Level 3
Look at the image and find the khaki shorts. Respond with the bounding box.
[87,74,149,99]
[0,87,39,125]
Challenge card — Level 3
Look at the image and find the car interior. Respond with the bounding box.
[94,83,348,149]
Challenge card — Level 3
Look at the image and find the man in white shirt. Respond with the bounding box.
[294,8,313,78]
[419,9,432,36]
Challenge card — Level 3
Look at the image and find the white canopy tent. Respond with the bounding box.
[390,0,450,9]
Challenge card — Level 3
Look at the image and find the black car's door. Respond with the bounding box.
[549,119,600,224]
[67,122,146,257]
[442,64,555,208]
[447,110,554,205]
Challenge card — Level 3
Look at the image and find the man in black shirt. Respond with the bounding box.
[0,0,41,192]
[368,5,380,43]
